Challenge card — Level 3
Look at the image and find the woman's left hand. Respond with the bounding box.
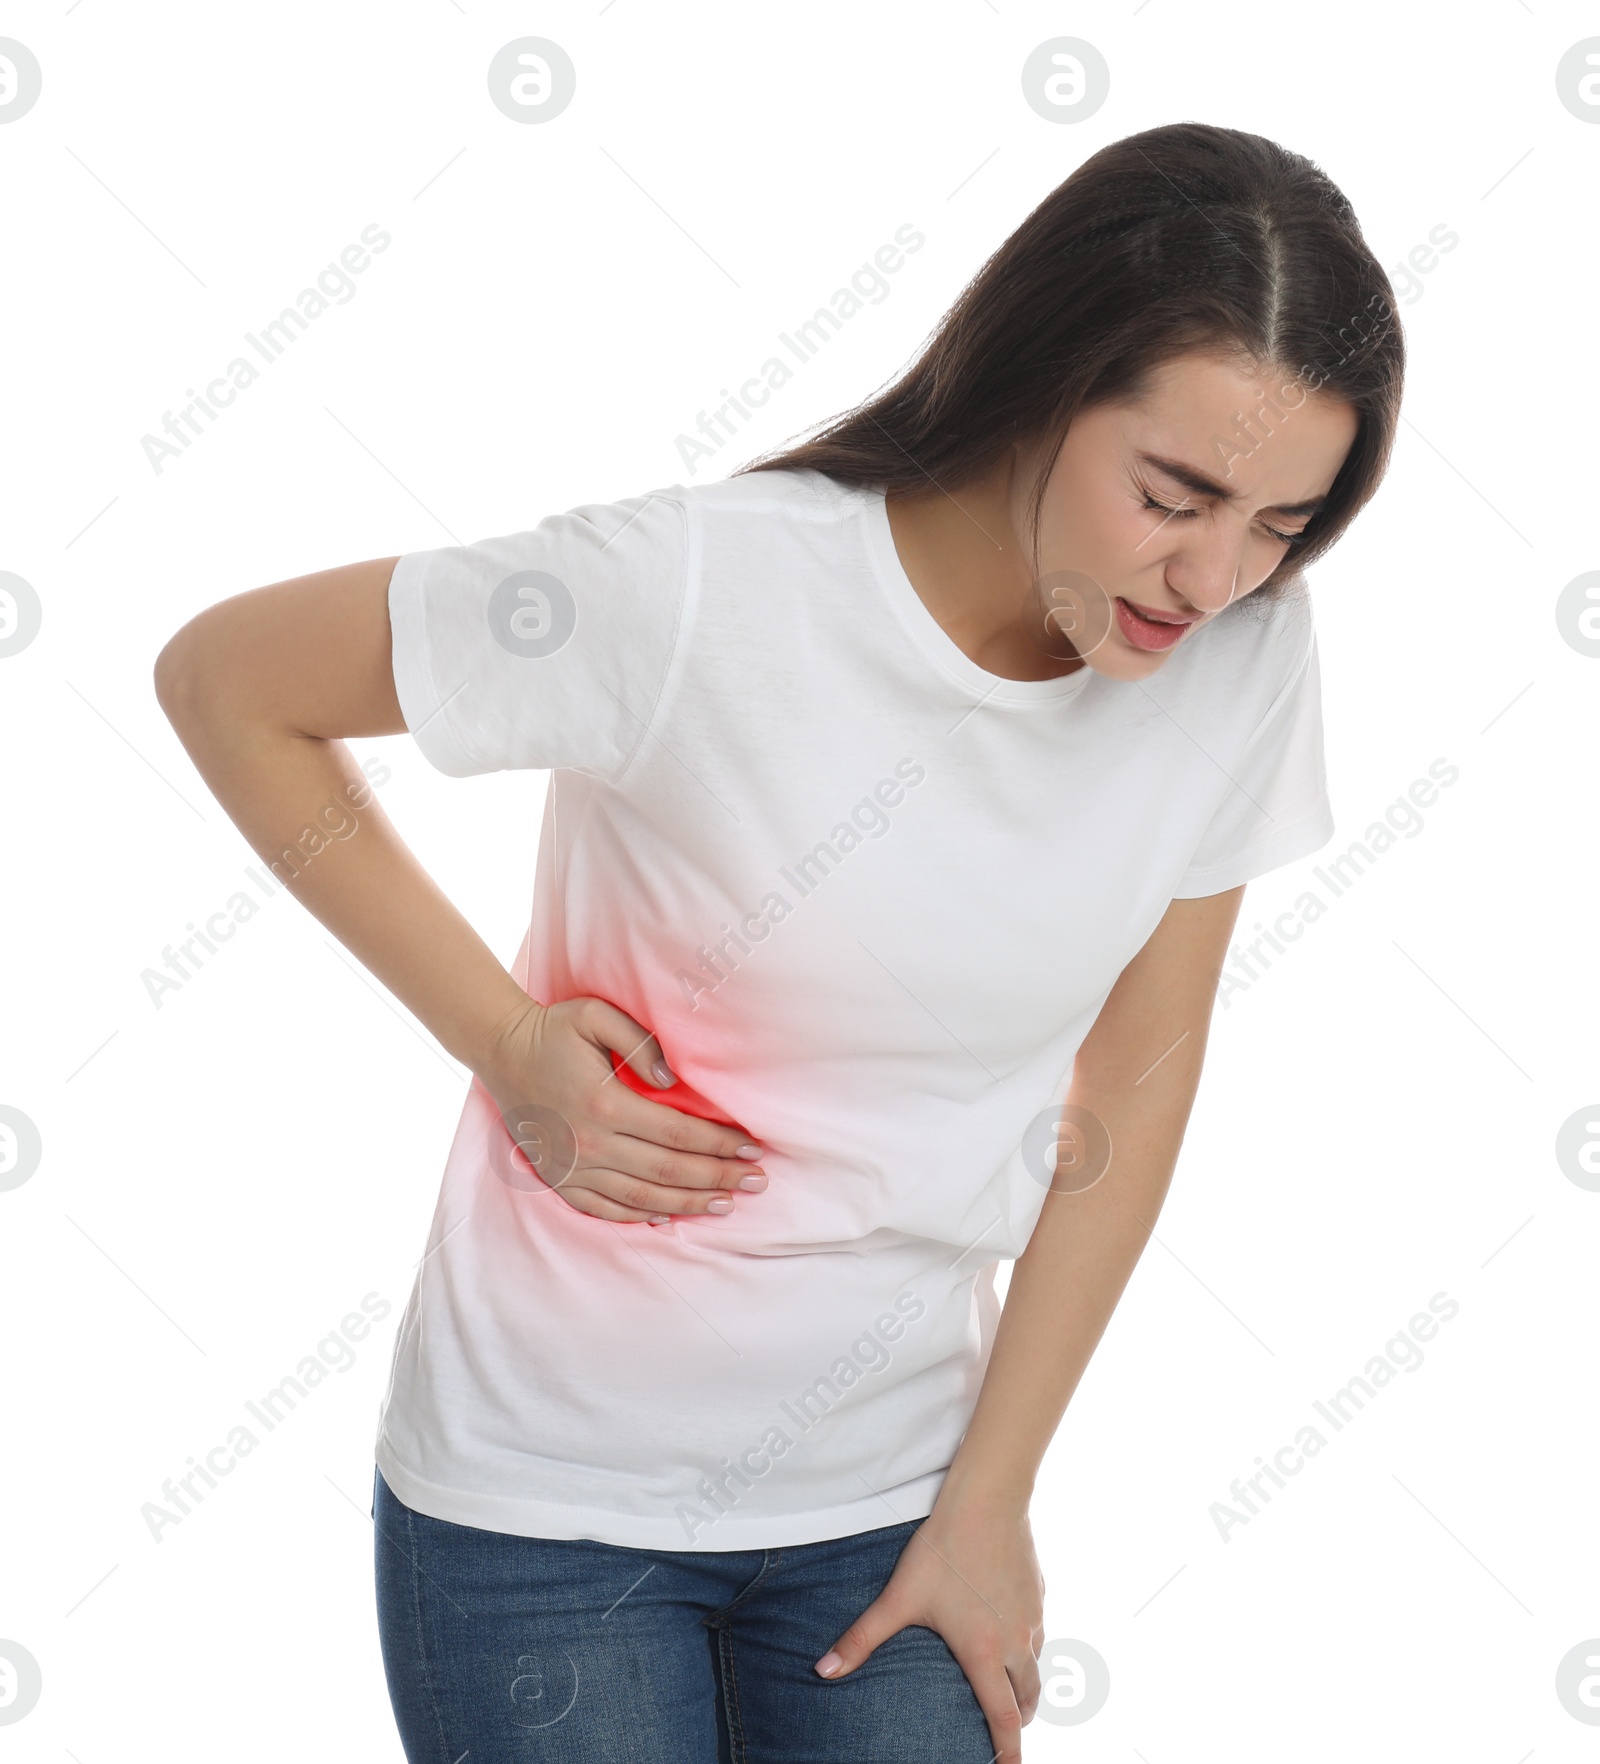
[812,1488,1045,1763]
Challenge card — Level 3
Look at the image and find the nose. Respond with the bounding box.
[1163,527,1251,615]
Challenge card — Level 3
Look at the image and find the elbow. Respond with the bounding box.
[152,616,214,729]
[152,628,192,723]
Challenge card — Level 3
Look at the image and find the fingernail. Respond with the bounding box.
[737,1172,767,1192]
[706,1195,734,1214]
[647,1214,671,1225]
[651,1060,675,1086]
[736,1142,762,1159]
[815,1651,842,1677]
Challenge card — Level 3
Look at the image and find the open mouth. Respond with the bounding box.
[1114,597,1196,652]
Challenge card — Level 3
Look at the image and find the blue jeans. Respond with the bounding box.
[373,1468,995,1762]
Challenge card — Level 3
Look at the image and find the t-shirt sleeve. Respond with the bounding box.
[385,486,689,782]
[1171,611,1335,898]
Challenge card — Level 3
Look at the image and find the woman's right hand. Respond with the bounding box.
[473,995,768,1224]
[151,560,762,1229]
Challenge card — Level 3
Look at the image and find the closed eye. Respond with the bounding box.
[1140,492,1304,548]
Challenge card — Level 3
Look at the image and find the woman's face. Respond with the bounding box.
[1025,351,1360,681]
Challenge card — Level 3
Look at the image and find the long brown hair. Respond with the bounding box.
[737,122,1403,602]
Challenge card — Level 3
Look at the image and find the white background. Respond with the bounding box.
[2,1,1597,1758]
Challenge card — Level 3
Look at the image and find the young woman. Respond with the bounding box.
[155,122,1401,1763]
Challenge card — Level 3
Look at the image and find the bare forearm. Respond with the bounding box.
[159,687,531,1073]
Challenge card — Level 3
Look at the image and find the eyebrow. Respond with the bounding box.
[1137,452,1328,518]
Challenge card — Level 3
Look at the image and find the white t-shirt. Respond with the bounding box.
[375,466,1334,1550]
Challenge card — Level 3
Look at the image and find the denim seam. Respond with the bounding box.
[708,1547,786,1764]
[707,1546,786,1620]
[717,1622,748,1764]
[401,1496,454,1764]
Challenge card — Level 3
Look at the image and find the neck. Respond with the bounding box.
[883,449,1084,683]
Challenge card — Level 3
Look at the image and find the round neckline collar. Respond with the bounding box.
[859,485,1097,707]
